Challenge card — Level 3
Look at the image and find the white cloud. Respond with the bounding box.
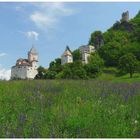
[26,31,39,40]
[0,67,11,80]
[30,3,75,31]
[20,31,39,40]
[30,12,57,30]
[0,53,7,57]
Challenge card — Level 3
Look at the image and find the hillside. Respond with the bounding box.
[88,11,140,68]
[37,11,140,80]
[34,11,140,81]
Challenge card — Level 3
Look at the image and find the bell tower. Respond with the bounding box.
[28,45,38,62]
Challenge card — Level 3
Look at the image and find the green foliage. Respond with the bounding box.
[36,62,62,79]
[72,49,82,62]
[89,31,104,48]
[49,58,62,73]
[37,11,140,80]
[45,71,57,79]
[103,30,129,45]
[118,53,139,78]
[92,29,132,67]
[130,11,140,26]
[94,11,140,68]
[85,53,104,78]
[121,43,140,61]
[129,12,140,43]
[112,21,134,32]
[35,66,47,79]
[103,67,119,75]
[98,41,123,67]
[62,62,87,79]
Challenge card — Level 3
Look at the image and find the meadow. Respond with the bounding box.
[0,75,140,138]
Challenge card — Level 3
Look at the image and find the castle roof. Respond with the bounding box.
[16,58,31,66]
[66,46,72,53]
[79,45,95,50]
[62,46,72,56]
[29,46,38,54]
[79,44,95,48]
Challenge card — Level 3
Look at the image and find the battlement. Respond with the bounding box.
[121,11,129,22]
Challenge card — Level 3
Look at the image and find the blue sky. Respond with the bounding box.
[0,2,140,79]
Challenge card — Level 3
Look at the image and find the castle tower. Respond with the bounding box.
[121,11,129,22]
[79,45,95,64]
[28,45,38,62]
[28,45,38,68]
[11,45,39,80]
[61,46,73,65]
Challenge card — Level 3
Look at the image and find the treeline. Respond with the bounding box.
[36,11,140,79]
[35,51,104,79]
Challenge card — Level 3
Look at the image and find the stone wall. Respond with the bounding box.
[11,66,28,79]
[61,55,73,65]
[11,65,38,79]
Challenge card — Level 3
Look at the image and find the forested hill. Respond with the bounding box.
[89,11,140,67]
[36,11,140,80]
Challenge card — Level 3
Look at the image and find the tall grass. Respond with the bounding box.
[0,80,140,138]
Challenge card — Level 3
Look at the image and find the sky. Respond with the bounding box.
[0,2,140,80]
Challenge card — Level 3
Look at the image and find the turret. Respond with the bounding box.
[61,46,73,65]
[28,45,38,62]
[121,11,129,22]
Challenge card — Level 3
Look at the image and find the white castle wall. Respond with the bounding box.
[79,45,95,64]
[11,65,38,79]
[11,47,38,80]
[28,53,38,62]
[11,66,28,79]
[82,53,90,64]
[26,66,38,79]
[61,55,73,65]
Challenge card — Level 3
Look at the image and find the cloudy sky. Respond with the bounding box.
[0,2,140,80]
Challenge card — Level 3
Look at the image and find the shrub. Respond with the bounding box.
[85,53,104,78]
[118,53,140,78]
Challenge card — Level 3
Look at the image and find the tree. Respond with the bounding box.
[120,43,140,61]
[45,71,57,79]
[49,58,62,73]
[85,53,104,78]
[89,31,104,49]
[35,66,47,79]
[62,62,87,79]
[72,49,82,62]
[98,41,123,67]
[118,53,139,78]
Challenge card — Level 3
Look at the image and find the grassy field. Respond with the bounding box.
[97,73,140,83]
[0,75,140,138]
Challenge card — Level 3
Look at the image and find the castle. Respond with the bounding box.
[61,45,95,64]
[60,11,130,65]
[79,45,95,64]
[121,11,129,22]
[10,11,130,80]
[61,46,73,65]
[11,46,38,79]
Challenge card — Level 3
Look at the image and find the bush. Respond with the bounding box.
[118,53,140,78]
[62,62,88,79]
[85,53,104,78]
[45,71,57,79]
[103,67,118,75]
